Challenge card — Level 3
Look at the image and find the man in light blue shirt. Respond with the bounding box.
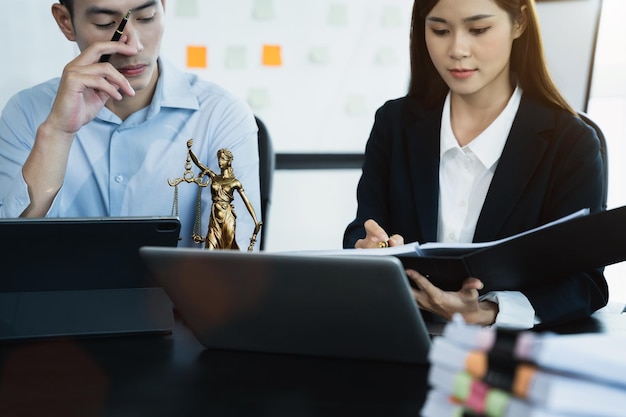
[0,0,261,249]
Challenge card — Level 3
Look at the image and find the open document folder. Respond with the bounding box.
[297,206,626,292]
[358,208,589,258]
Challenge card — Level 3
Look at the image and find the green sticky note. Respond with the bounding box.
[225,46,247,70]
[253,0,275,20]
[247,88,271,111]
[175,0,198,17]
[328,3,348,26]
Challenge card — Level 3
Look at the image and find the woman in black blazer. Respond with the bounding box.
[344,0,607,328]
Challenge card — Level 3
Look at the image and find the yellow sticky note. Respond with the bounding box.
[187,45,207,68]
[262,45,282,67]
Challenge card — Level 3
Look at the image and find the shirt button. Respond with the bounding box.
[448,232,455,240]
[115,175,124,183]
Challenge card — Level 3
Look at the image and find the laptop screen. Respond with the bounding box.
[1,217,181,292]
[140,247,432,364]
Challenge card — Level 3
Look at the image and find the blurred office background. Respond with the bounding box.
[1,0,624,303]
[586,0,626,305]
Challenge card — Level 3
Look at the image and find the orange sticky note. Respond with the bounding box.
[262,45,282,66]
[187,45,207,68]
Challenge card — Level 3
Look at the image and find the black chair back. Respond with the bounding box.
[579,112,608,211]
[255,116,275,250]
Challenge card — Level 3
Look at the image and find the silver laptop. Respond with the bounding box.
[140,247,432,364]
[0,217,181,341]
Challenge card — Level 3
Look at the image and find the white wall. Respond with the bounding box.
[0,3,76,108]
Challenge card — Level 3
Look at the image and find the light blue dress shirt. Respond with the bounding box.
[0,58,261,249]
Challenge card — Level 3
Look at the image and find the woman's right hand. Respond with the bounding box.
[354,219,404,249]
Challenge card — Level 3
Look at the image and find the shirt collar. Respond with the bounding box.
[148,57,201,116]
[96,57,200,124]
[440,85,523,170]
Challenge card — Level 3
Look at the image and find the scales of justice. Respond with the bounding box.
[168,139,262,251]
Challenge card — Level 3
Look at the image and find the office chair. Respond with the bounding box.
[578,112,608,211]
[255,116,275,250]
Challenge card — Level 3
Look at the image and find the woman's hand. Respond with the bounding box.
[407,269,498,325]
[354,219,404,248]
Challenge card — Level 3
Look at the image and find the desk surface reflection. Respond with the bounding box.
[0,312,430,417]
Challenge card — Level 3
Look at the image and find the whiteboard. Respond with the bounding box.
[161,0,414,153]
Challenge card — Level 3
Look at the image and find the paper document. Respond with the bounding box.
[417,208,589,256]
[295,208,588,257]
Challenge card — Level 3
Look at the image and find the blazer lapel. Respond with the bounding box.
[404,104,442,242]
[474,97,552,242]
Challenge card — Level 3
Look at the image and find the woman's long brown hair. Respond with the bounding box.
[408,0,575,115]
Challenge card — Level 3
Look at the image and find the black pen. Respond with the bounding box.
[99,10,132,63]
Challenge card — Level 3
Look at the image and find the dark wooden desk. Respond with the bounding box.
[0,313,429,417]
[1,308,624,417]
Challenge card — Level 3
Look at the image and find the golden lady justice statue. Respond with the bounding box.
[168,139,262,251]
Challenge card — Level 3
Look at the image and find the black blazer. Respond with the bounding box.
[344,94,608,326]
